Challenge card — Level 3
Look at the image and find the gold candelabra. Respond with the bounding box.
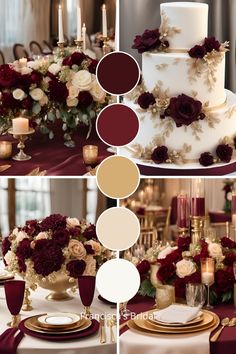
[8,128,35,161]
[102,36,110,56]
[191,216,205,244]
[74,39,83,52]
[57,41,65,57]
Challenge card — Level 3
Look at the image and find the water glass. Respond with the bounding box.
[186,283,206,307]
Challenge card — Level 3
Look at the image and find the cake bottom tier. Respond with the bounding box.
[121,89,236,170]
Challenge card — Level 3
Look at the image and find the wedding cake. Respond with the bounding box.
[122,2,236,172]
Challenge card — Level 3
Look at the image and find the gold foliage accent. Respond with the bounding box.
[156,63,168,71]
[160,11,181,40]
[225,105,236,119]
[124,80,147,102]
[173,58,181,65]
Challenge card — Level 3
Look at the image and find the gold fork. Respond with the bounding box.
[99,316,106,344]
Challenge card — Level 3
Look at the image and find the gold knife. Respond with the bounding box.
[0,165,11,173]
[99,317,106,344]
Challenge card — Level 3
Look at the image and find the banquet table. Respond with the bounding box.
[0,125,112,176]
[120,295,236,354]
[0,286,116,354]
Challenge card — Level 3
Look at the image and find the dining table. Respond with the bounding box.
[120,294,236,354]
[0,124,113,176]
[0,285,116,354]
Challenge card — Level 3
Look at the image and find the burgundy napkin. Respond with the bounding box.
[0,328,24,354]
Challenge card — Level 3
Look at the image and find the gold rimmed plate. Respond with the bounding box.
[149,311,204,327]
[37,313,81,330]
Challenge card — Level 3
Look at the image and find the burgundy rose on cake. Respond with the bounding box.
[2,214,111,288]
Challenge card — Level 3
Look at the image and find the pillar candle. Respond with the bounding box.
[191,179,205,217]
[201,271,214,285]
[177,194,190,228]
[102,4,108,37]
[82,23,86,51]
[12,118,29,135]
[19,58,27,67]
[77,2,82,41]
[58,4,64,43]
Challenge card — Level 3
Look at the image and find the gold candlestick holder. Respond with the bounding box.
[74,39,83,52]
[57,41,65,57]
[102,36,110,56]
[8,128,35,161]
[191,216,205,244]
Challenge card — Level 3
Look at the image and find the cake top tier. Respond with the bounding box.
[160,2,208,50]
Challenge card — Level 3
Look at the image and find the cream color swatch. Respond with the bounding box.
[96,156,140,199]
[96,207,140,251]
[96,259,140,303]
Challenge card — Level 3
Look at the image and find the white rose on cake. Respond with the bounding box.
[90,80,106,103]
[72,70,92,90]
[48,63,61,76]
[13,89,26,101]
[208,243,223,258]
[30,88,44,101]
[176,259,196,278]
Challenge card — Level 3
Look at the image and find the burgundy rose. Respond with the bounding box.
[203,37,221,52]
[165,94,203,127]
[17,74,32,90]
[2,236,11,257]
[0,64,19,88]
[137,92,156,109]
[32,240,64,276]
[66,260,86,278]
[132,29,161,53]
[18,258,26,273]
[188,45,207,59]
[88,59,99,74]
[221,236,236,249]
[40,214,67,232]
[21,96,33,110]
[1,92,19,109]
[83,224,97,240]
[224,252,236,266]
[52,228,70,247]
[31,71,42,85]
[84,244,95,255]
[46,71,57,81]
[199,152,214,167]
[214,268,234,294]
[69,227,81,237]
[193,254,201,265]
[185,270,201,284]
[23,219,41,237]
[49,80,69,103]
[165,249,182,264]
[78,91,93,107]
[174,276,186,298]
[200,240,209,258]
[157,263,176,282]
[151,146,169,164]
[216,144,233,163]
[136,260,150,275]
[62,56,72,67]
[70,52,87,66]
[16,238,32,260]
[177,236,191,252]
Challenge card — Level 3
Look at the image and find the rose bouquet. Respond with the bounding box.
[136,236,236,303]
[0,51,108,146]
[2,214,110,287]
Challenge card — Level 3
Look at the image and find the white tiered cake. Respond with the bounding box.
[122,2,236,173]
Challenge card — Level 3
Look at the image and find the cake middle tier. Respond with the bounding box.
[142,52,226,108]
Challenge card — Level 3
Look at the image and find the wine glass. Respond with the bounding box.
[120,301,132,319]
[201,258,215,309]
[4,280,25,327]
[77,276,96,318]
[186,283,206,307]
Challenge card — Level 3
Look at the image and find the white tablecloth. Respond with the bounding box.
[0,286,116,354]
[120,326,211,354]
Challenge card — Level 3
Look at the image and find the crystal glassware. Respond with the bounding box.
[186,283,206,307]
[201,258,215,309]
[77,276,96,317]
[120,301,132,319]
[4,280,25,327]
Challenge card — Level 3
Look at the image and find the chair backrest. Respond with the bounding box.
[137,227,158,249]
[29,41,43,55]
[42,40,53,53]
[0,50,5,65]
[13,44,29,60]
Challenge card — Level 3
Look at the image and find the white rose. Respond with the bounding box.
[27,61,39,70]
[131,256,139,266]
[83,256,96,276]
[176,259,196,278]
[85,240,102,255]
[21,67,32,75]
[4,251,15,266]
[90,80,106,103]
[72,70,92,90]
[13,89,26,101]
[30,88,44,101]
[39,94,48,106]
[68,85,79,99]
[48,63,61,76]
[35,232,48,241]
[67,97,78,107]
[208,243,223,259]
[16,231,29,243]
[68,240,86,259]
[12,227,19,235]
[66,217,80,228]
[158,246,177,259]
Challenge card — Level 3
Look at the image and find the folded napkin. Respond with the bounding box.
[153,304,201,324]
[0,328,24,354]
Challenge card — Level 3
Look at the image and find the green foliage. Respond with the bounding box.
[32,103,41,115]
[139,279,156,298]
[222,290,233,303]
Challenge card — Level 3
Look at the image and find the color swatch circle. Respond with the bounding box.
[96,104,139,147]
[96,52,140,95]
[96,156,140,199]
[96,207,140,251]
[96,259,140,303]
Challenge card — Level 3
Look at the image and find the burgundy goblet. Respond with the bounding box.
[78,276,96,317]
[4,280,25,327]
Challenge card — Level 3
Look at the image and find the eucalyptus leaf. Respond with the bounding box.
[40,125,50,135]
[64,140,75,148]
[47,112,56,122]
[49,131,54,140]
[32,103,41,115]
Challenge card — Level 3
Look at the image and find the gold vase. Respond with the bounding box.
[38,271,77,301]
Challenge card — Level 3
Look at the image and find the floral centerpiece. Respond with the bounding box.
[2,214,110,292]
[0,51,109,147]
[136,236,236,303]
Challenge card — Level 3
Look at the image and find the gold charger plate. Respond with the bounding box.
[25,315,91,335]
[148,310,204,327]
[133,310,218,334]
[0,273,14,281]
[37,312,82,330]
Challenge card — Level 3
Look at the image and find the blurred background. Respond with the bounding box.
[0,178,116,236]
[0,0,116,63]
[120,0,236,92]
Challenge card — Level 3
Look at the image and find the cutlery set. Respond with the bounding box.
[211,317,236,342]
[99,315,116,344]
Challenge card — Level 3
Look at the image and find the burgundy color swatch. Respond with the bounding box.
[96,104,139,146]
[96,52,140,95]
